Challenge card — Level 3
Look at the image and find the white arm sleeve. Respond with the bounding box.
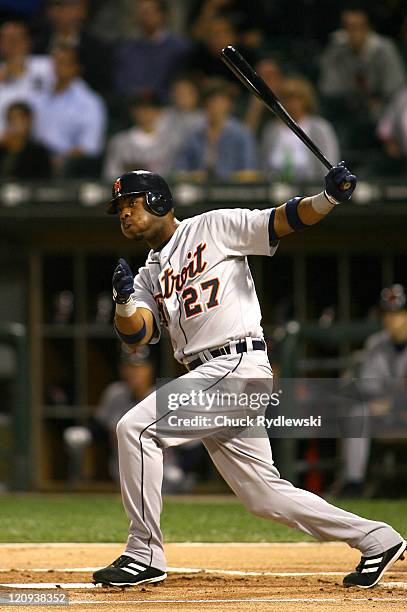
[205,208,278,257]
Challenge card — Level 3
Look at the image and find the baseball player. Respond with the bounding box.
[341,284,407,496]
[93,166,406,589]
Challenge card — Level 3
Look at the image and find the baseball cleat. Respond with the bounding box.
[93,555,167,587]
[343,540,406,588]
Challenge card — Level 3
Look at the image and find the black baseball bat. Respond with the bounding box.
[221,45,351,189]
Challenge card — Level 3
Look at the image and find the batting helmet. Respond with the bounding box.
[107,170,173,216]
[380,284,406,312]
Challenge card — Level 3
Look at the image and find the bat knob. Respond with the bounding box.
[339,181,352,191]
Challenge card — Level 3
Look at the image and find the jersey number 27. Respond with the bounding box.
[182,278,220,318]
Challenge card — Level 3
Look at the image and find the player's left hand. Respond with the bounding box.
[112,258,134,304]
[324,161,357,204]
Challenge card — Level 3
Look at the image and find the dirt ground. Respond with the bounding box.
[0,543,406,611]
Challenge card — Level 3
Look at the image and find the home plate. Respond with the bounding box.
[0,583,97,589]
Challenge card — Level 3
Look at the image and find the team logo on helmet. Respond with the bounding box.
[114,178,121,196]
[380,284,406,312]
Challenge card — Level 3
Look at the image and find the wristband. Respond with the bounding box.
[322,190,340,207]
[115,299,138,318]
[311,191,337,213]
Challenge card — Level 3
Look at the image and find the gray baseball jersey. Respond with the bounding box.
[342,329,407,483]
[362,330,407,381]
[129,208,277,362]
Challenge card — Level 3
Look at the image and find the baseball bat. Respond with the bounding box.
[221,45,351,190]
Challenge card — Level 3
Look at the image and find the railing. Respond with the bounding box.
[0,179,406,210]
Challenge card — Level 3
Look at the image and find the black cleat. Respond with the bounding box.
[343,540,406,588]
[93,555,167,587]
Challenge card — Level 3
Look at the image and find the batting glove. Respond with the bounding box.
[324,161,357,204]
[112,258,135,304]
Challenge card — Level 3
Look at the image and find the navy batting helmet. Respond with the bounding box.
[107,170,173,216]
[380,284,406,312]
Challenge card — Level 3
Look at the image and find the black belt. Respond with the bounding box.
[186,339,266,371]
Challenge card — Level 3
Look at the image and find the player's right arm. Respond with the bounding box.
[271,163,356,240]
[112,259,159,349]
[205,164,357,259]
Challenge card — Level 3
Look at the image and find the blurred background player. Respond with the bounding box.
[63,347,154,483]
[340,284,407,497]
[64,346,198,492]
[94,346,154,482]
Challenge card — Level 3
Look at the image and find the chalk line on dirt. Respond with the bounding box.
[0,568,347,576]
[0,542,345,548]
[60,597,407,605]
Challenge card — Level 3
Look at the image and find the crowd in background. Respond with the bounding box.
[0,0,407,182]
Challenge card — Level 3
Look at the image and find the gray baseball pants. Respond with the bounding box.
[116,351,402,570]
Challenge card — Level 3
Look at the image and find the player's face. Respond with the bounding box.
[117,194,162,242]
[382,311,407,342]
[120,363,153,398]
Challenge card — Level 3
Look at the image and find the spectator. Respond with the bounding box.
[188,15,257,86]
[104,92,179,181]
[88,0,189,41]
[34,43,106,176]
[34,0,112,95]
[377,87,407,162]
[261,76,339,181]
[175,81,258,181]
[87,0,132,43]
[340,284,407,497]
[0,101,51,179]
[244,57,284,135]
[163,76,205,145]
[114,0,191,100]
[0,21,53,132]
[189,0,268,49]
[320,9,405,123]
